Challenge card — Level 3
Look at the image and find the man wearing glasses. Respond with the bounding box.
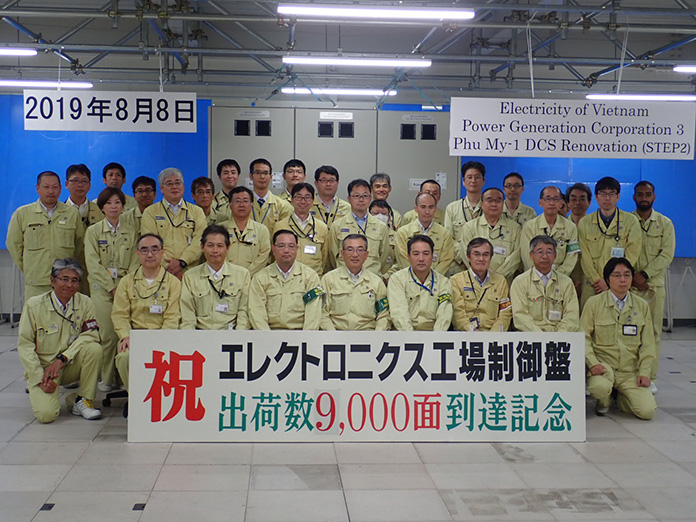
[328,179,391,277]
[65,164,103,227]
[459,187,521,283]
[113,234,181,394]
[521,186,579,276]
[141,167,208,280]
[510,235,579,332]
[191,177,221,225]
[578,176,642,308]
[127,176,157,231]
[502,172,537,227]
[280,159,307,202]
[101,162,137,210]
[217,186,270,276]
[249,158,292,234]
[7,171,85,300]
[274,183,329,276]
[311,165,351,228]
[17,258,103,422]
[321,234,390,331]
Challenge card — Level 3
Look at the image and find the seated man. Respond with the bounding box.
[249,230,324,330]
[583,257,657,420]
[181,224,250,330]
[18,258,102,422]
[510,235,579,332]
[112,234,182,392]
[321,234,390,331]
[451,238,512,332]
[388,234,452,331]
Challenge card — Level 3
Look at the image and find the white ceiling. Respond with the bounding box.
[1,0,696,104]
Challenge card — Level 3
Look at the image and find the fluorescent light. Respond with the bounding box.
[422,105,443,111]
[586,93,696,101]
[673,66,696,73]
[0,79,93,89]
[0,48,37,57]
[282,87,397,96]
[282,56,431,68]
[277,4,475,20]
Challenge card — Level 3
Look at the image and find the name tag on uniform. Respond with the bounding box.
[548,310,562,321]
[98,240,108,245]
[304,245,317,255]
[108,267,118,279]
[48,324,59,333]
[433,253,439,262]
[58,218,67,225]
[623,324,638,336]
[150,304,163,314]
[155,216,166,220]
[611,247,625,258]
[215,303,229,313]
[469,317,479,331]
[494,246,507,256]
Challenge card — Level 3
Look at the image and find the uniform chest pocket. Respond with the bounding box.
[25,223,46,251]
[484,294,501,317]
[644,229,663,256]
[55,221,76,249]
[594,319,617,346]
[36,327,59,354]
[525,294,545,321]
[329,289,351,315]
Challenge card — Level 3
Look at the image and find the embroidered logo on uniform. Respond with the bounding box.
[340,228,350,233]
[498,297,511,311]
[375,297,389,314]
[566,241,580,253]
[98,240,108,245]
[302,286,325,304]
[462,286,474,292]
[437,293,452,304]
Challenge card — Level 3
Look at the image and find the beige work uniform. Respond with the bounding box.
[632,210,675,380]
[578,209,642,308]
[310,196,351,229]
[84,215,139,386]
[67,198,104,227]
[7,201,85,300]
[123,194,137,210]
[249,262,323,330]
[328,213,391,276]
[388,267,453,331]
[181,261,250,330]
[140,200,208,268]
[510,268,580,332]
[445,197,482,274]
[583,291,657,420]
[520,214,580,276]
[123,206,144,232]
[18,292,102,423]
[320,267,391,330]
[251,192,293,235]
[503,202,537,227]
[274,215,330,276]
[112,266,182,391]
[460,215,521,282]
[451,269,512,332]
[280,190,292,203]
[218,218,270,276]
[389,207,403,231]
[213,190,232,222]
[403,207,445,227]
[395,220,454,275]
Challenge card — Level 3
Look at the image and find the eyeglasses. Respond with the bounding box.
[138,246,162,255]
[609,272,632,279]
[542,196,563,202]
[163,180,183,188]
[532,249,555,257]
[252,170,271,176]
[55,276,80,285]
[503,183,523,190]
[469,251,492,259]
[134,188,155,195]
[350,194,371,200]
[293,195,314,202]
[317,178,337,184]
[596,190,618,198]
[343,247,367,254]
[67,178,90,185]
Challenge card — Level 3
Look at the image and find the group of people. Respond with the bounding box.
[6,158,675,424]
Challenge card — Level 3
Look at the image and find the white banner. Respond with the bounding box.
[449,97,695,159]
[128,330,585,443]
[23,90,197,132]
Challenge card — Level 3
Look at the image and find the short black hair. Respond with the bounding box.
[461,161,486,177]
[191,177,214,194]
[466,237,493,257]
[96,187,126,209]
[347,179,371,195]
[420,179,441,192]
[566,182,592,203]
[137,233,164,249]
[103,162,125,179]
[595,176,621,195]
[342,233,368,250]
[482,187,504,199]
[539,185,562,199]
[315,165,339,182]
[217,159,241,176]
[369,199,391,212]
[503,172,523,185]
[407,234,434,254]
[273,229,298,245]
[634,180,655,193]
[66,164,91,181]
[370,173,391,186]
[201,224,231,247]
[37,171,60,184]
[229,186,253,200]
[603,257,635,284]
[291,182,315,197]
[283,159,306,173]
[132,175,156,193]
[250,158,272,173]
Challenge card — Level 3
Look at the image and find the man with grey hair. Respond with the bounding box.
[17,258,103,422]
[370,173,402,230]
[510,235,580,332]
[140,167,208,279]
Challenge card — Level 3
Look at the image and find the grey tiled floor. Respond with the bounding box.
[1,323,695,522]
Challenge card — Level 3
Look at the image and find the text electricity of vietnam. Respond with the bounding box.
[448,97,696,160]
[128,330,586,443]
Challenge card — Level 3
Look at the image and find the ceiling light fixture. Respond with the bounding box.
[282,87,397,96]
[0,48,38,57]
[586,93,696,101]
[673,66,696,73]
[0,79,94,89]
[277,4,475,20]
[282,56,432,68]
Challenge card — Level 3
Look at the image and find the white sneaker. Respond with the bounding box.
[72,398,102,420]
[649,382,658,395]
[98,381,114,393]
[595,401,609,416]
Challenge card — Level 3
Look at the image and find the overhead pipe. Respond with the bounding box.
[147,19,187,67]
[202,21,276,72]
[83,26,142,69]
[1,16,81,70]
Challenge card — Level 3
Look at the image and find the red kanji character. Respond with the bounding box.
[413,393,441,430]
[144,350,206,422]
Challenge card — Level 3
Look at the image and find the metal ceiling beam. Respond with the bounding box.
[55,1,114,44]
[83,25,141,69]
[203,21,276,72]
[1,17,82,70]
